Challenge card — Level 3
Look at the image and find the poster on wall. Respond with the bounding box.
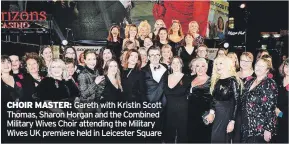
[206,1,229,40]
[73,46,103,63]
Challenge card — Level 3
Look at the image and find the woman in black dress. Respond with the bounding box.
[241,57,278,143]
[154,27,171,49]
[168,20,184,55]
[137,20,151,47]
[121,49,144,102]
[9,55,24,83]
[205,56,243,143]
[160,44,173,73]
[149,19,166,40]
[1,55,24,142]
[164,56,191,143]
[22,52,44,101]
[102,59,122,102]
[107,25,123,59]
[178,34,196,75]
[96,47,117,75]
[275,58,288,143]
[188,58,212,143]
[64,58,80,103]
[39,45,53,76]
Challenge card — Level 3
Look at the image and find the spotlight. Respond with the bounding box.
[62,40,68,46]
[273,34,280,38]
[240,3,246,9]
[262,34,270,38]
[224,42,229,48]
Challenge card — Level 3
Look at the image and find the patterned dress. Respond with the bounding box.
[241,77,278,142]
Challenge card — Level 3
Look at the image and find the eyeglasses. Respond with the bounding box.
[149,54,161,57]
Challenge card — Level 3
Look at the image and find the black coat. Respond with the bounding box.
[141,64,168,112]
[121,67,145,101]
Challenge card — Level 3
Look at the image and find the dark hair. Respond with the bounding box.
[107,25,121,42]
[23,52,43,68]
[147,46,161,56]
[64,57,75,66]
[83,50,97,60]
[78,52,85,64]
[96,47,117,70]
[123,49,142,70]
[1,55,11,63]
[123,40,135,50]
[63,46,78,65]
[218,16,224,31]
[155,27,169,41]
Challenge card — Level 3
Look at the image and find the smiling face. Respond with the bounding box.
[172,22,180,32]
[128,52,138,66]
[111,27,119,36]
[161,47,172,60]
[149,49,161,65]
[189,22,199,33]
[1,59,12,74]
[139,49,147,63]
[284,64,289,77]
[155,20,165,30]
[171,58,182,72]
[103,49,113,62]
[66,63,75,76]
[108,61,118,76]
[144,38,153,48]
[9,55,20,71]
[159,29,168,41]
[214,57,230,75]
[254,59,269,77]
[240,55,253,70]
[84,53,97,69]
[50,61,63,78]
[42,47,52,62]
[65,48,76,59]
[129,27,137,38]
[26,59,39,74]
[197,46,207,58]
[195,60,207,76]
[185,34,193,45]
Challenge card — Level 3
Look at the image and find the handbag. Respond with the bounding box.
[202,111,210,125]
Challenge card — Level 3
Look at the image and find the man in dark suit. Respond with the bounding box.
[142,46,168,142]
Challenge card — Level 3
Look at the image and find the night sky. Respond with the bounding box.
[229,1,288,51]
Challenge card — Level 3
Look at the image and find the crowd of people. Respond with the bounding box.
[1,19,288,143]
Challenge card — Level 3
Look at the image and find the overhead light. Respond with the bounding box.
[273,34,280,38]
[240,3,246,9]
[62,40,68,46]
[224,42,229,48]
[262,34,270,38]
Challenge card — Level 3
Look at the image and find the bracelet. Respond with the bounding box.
[278,111,283,118]
[230,120,235,124]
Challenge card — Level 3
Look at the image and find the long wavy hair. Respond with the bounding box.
[125,24,138,39]
[168,20,184,37]
[107,25,121,42]
[210,56,243,94]
[123,49,142,70]
[104,59,123,92]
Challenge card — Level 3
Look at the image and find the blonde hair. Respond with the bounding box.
[227,52,240,70]
[48,59,69,80]
[194,57,208,69]
[125,24,138,39]
[188,21,199,34]
[161,44,173,63]
[257,55,273,71]
[210,56,243,94]
[138,20,151,37]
